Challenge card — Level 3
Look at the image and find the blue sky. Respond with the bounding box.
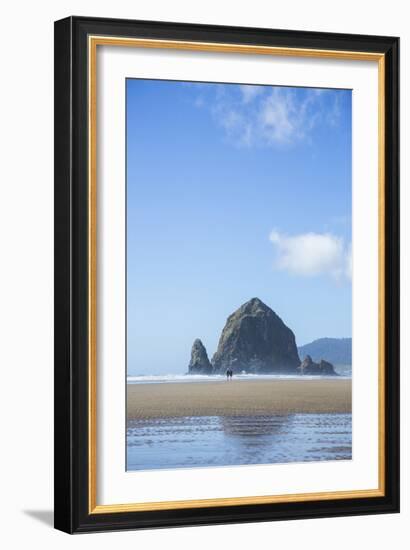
[126,79,352,375]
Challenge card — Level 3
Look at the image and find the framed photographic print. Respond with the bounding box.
[54,16,399,533]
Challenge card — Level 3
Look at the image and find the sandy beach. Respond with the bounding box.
[127,378,351,420]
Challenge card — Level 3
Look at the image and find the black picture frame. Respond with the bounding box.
[54,15,400,534]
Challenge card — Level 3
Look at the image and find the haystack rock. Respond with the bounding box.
[298,355,338,376]
[212,298,300,374]
[188,339,213,374]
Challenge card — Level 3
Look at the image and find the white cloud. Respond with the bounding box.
[269,230,351,282]
[345,244,352,280]
[239,85,264,104]
[259,88,311,144]
[327,92,341,126]
[204,85,344,148]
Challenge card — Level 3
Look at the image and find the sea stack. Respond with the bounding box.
[212,298,300,374]
[188,339,213,374]
[298,355,338,376]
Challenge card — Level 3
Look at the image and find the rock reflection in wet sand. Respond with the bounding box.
[127,413,352,471]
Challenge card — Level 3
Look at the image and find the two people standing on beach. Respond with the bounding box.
[226,368,233,381]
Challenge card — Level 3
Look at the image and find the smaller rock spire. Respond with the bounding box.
[188,339,213,374]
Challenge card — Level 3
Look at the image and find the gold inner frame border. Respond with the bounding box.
[87,35,386,514]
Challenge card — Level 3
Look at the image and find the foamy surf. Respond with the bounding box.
[127,372,350,384]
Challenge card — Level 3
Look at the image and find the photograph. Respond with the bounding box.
[126,79,353,471]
